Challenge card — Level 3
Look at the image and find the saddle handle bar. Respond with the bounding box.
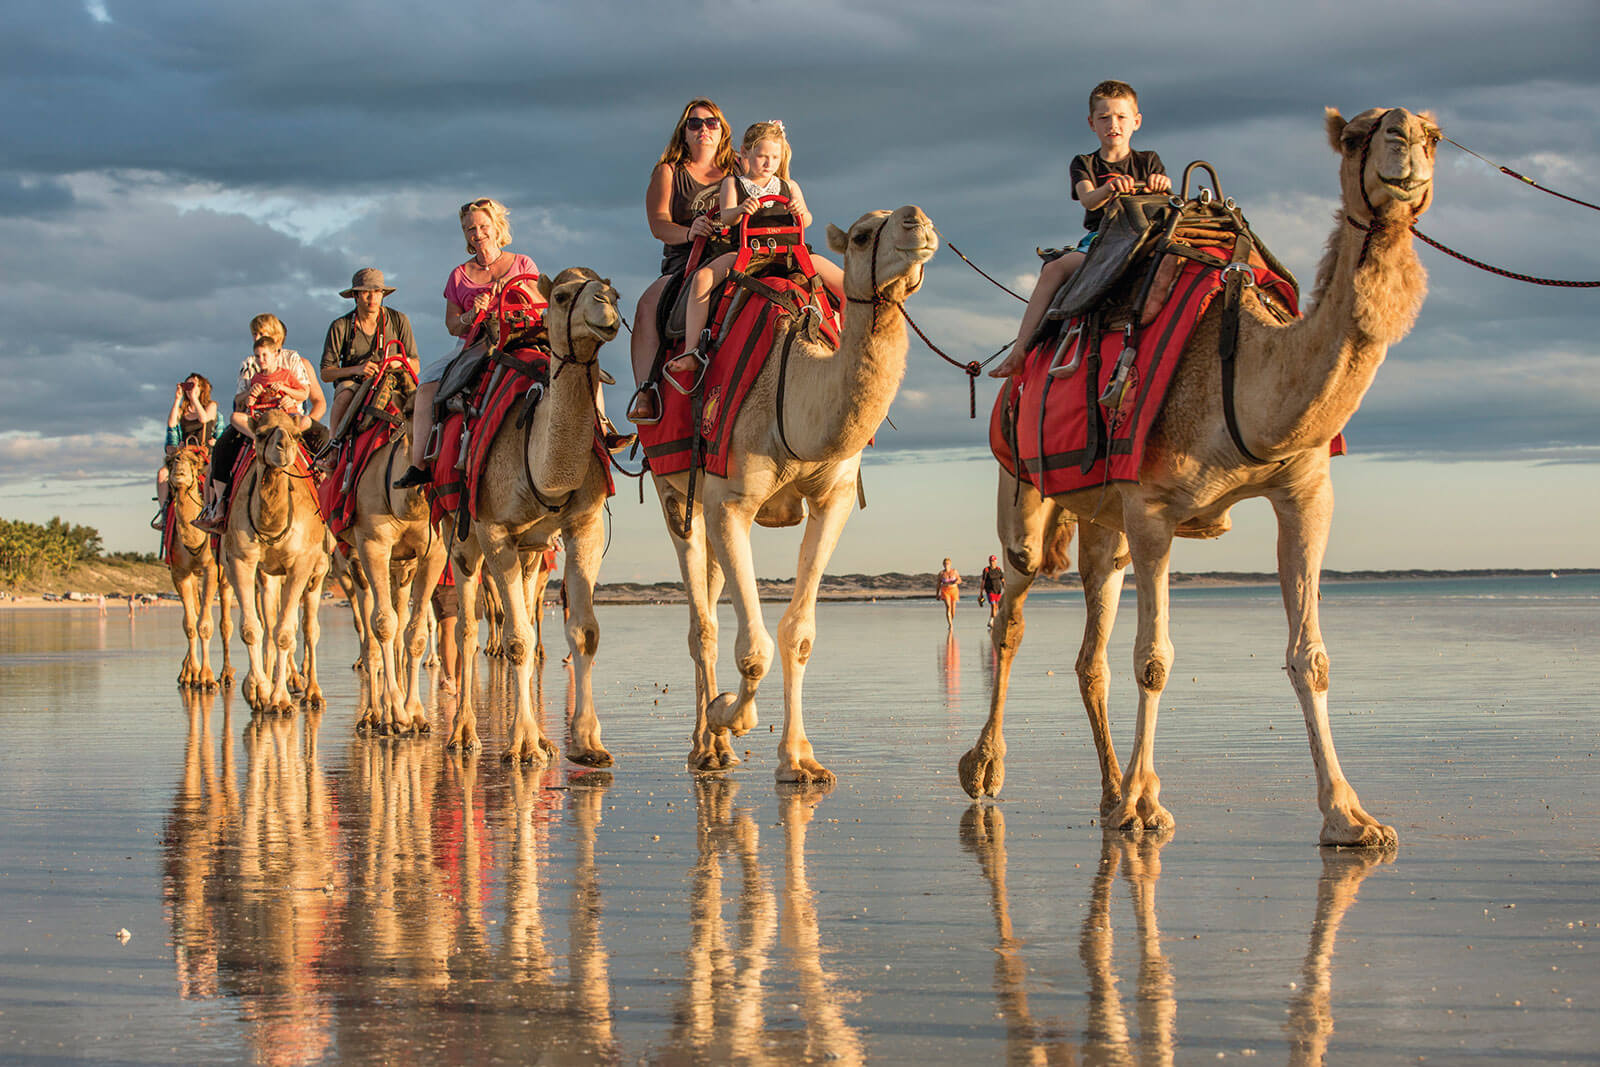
[1177,161,1224,205]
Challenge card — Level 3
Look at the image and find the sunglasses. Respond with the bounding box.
[684,116,721,132]
[459,197,494,214]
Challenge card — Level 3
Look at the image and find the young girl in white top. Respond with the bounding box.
[665,121,844,377]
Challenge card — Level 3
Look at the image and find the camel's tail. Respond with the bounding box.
[1040,515,1075,577]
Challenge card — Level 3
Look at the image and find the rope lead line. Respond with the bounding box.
[1444,137,1600,213]
[1410,226,1600,288]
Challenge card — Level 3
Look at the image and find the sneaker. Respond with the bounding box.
[192,505,226,534]
[393,465,432,489]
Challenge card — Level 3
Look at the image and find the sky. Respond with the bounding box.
[1,0,1596,582]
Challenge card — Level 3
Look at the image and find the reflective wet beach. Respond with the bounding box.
[2,577,1596,1063]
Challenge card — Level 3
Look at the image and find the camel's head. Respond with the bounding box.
[165,445,206,491]
[1327,107,1439,221]
[248,408,302,470]
[485,276,547,350]
[537,267,621,347]
[827,205,938,305]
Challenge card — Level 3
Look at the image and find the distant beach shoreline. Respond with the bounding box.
[7,566,1589,609]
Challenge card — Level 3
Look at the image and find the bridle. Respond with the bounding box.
[1343,109,1431,265]
[247,424,311,547]
[522,276,616,514]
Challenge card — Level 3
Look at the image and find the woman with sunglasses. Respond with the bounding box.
[627,98,739,424]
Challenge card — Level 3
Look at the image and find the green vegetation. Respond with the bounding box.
[0,516,105,583]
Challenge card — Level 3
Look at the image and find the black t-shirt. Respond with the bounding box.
[981,566,1005,595]
[1069,149,1167,232]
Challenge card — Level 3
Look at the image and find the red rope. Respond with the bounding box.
[1410,226,1600,288]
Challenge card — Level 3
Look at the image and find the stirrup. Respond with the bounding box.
[664,345,708,396]
[627,382,662,426]
[1046,323,1084,379]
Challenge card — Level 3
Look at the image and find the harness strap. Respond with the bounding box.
[1217,206,1271,465]
[774,325,803,461]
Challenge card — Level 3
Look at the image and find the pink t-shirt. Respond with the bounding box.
[443,253,539,311]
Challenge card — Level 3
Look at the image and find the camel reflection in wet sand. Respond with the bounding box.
[673,778,865,1064]
[961,808,1390,1064]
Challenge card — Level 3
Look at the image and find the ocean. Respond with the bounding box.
[1,574,1595,1063]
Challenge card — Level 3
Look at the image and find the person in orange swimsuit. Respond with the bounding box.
[935,558,961,629]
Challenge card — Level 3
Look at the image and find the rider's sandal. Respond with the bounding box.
[191,503,225,534]
[626,383,663,426]
[392,465,432,489]
[598,414,637,454]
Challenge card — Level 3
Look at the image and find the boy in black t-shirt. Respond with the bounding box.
[991,80,1171,378]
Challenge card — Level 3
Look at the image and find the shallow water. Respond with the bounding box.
[1,576,1596,1064]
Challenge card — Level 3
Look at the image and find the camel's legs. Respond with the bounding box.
[358,540,407,732]
[480,525,554,765]
[704,495,771,748]
[665,487,732,772]
[562,509,611,767]
[772,471,857,784]
[196,557,218,689]
[448,542,484,751]
[1107,506,1177,832]
[401,544,447,727]
[1270,485,1396,848]
[217,564,234,689]
[176,570,202,688]
[1075,522,1128,817]
[266,565,312,714]
[228,553,269,712]
[959,475,1059,798]
[350,556,383,730]
[298,561,326,710]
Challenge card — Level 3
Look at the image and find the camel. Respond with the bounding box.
[223,409,331,714]
[342,419,447,735]
[960,108,1439,848]
[652,205,938,781]
[445,267,619,764]
[164,446,233,689]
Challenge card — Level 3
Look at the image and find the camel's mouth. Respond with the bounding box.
[896,240,938,263]
[1378,175,1430,202]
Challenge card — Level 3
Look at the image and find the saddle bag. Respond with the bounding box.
[432,338,490,420]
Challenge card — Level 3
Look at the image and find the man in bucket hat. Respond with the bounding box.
[319,268,419,454]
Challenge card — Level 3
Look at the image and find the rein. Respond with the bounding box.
[520,277,612,515]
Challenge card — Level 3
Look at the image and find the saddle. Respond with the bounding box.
[320,355,419,538]
[993,162,1323,501]
[636,197,841,487]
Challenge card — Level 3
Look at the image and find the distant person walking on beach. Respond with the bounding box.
[936,558,961,629]
[980,555,1005,628]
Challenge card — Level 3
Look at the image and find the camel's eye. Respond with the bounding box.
[852,230,871,246]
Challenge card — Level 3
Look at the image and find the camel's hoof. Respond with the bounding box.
[504,737,556,766]
[706,692,756,736]
[1110,798,1174,834]
[446,727,478,752]
[1321,821,1398,851]
[220,669,236,688]
[689,748,737,774]
[958,746,1004,799]
[567,747,614,769]
[301,693,325,711]
[776,759,835,787]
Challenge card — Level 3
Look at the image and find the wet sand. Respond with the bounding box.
[1,577,1596,1063]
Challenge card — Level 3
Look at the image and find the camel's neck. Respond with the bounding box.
[531,343,600,498]
[255,462,292,535]
[780,297,909,461]
[1239,212,1427,457]
[172,478,208,553]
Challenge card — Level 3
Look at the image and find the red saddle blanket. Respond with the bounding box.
[991,250,1340,497]
[428,345,614,529]
[228,441,324,526]
[318,418,403,540]
[637,275,840,478]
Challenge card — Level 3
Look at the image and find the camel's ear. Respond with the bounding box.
[1325,108,1348,153]
[537,274,552,300]
[827,223,848,254]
